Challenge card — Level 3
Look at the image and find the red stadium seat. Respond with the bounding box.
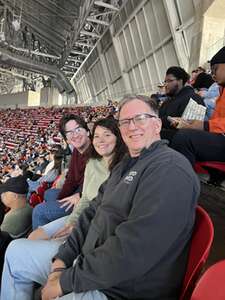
[190,260,225,300]
[179,206,214,300]
[195,161,225,174]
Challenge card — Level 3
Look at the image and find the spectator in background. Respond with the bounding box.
[192,66,215,91]
[169,46,225,166]
[198,81,220,119]
[159,66,204,141]
[0,175,32,238]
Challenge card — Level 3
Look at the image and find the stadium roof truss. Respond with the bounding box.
[0,0,126,95]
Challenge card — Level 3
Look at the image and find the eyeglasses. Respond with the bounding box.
[118,113,157,128]
[65,126,84,137]
[164,78,177,85]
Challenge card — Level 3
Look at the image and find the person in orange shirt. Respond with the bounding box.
[169,46,225,166]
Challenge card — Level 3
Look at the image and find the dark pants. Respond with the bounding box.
[170,129,225,166]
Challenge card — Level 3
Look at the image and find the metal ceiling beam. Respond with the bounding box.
[75,41,94,48]
[45,0,79,16]
[94,1,119,11]
[9,45,61,60]
[23,0,75,29]
[23,19,63,53]
[80,30,100,38]
[63,64,77,70]
[67,57,84,63]
[22,11,66,44]
[86,16,109,26]
[60,0,96,65]
[70,50,88,56]
[0,67,28,79]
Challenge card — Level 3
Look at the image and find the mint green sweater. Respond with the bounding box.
[65,158,109,226]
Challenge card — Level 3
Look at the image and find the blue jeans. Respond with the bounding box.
[0,239,107,300]
[41,216,67,238]
[32,189,72,229]
[1,238,61,300]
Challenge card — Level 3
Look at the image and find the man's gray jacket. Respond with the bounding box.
[55,140,200,300]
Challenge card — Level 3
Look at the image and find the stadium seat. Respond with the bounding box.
[190,260,225,300]
[195,161,225,174]
[179,206,214,300]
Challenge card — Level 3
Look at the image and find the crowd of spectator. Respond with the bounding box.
[0,104,118,183]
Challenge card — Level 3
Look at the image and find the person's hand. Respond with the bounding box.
[53,224,74,239]
[167,117,183,128]
[178,119,204,130]
[41,274,63,300]
[58,193,80,212]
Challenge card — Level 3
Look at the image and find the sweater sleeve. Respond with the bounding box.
[59,160,200,294]
[65,161,93,226]
[58,149,85,200]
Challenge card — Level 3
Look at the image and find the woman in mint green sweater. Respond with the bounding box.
[29,118,127,240]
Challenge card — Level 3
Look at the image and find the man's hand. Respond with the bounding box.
[53,224,74,239]
[41,273,63,300]
[178,119,204,130]
[167,117,190,128]
[58,193,80,212]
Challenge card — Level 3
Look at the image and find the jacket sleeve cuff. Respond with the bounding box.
[204,121,209,131]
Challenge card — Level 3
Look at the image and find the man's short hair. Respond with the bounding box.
[59,114,89,140]
[166,66,190,85]
[118,94,159,118]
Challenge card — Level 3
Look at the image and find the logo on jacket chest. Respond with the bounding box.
[124,170,137,184]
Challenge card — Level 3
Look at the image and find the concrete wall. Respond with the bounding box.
[0,91,28,108]
[40,87,60,106]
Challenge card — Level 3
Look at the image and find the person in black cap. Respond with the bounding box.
[168,46,225,168]
[0,175,32,238]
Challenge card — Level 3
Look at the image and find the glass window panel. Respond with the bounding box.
[128,70,137,92]
[146,55,160,91]
[144,1,160,46]
[136,9,152,54]
[154,48,167,82]
[163,41,179,67]
[133,65,143,93]
[124,25,137,65]
[118,32,130,69]
[176,0,194,23]
[130,17,144,59]
[152,0,170,40]
[140,60,151,92]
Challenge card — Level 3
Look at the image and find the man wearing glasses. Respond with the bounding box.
[159,66,203,133]
[32,114,91,230]
[2,95,200,300]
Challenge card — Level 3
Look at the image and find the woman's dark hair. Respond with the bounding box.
[53,147,64,175]
[90,118,127,172]
[59,114,89,140]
